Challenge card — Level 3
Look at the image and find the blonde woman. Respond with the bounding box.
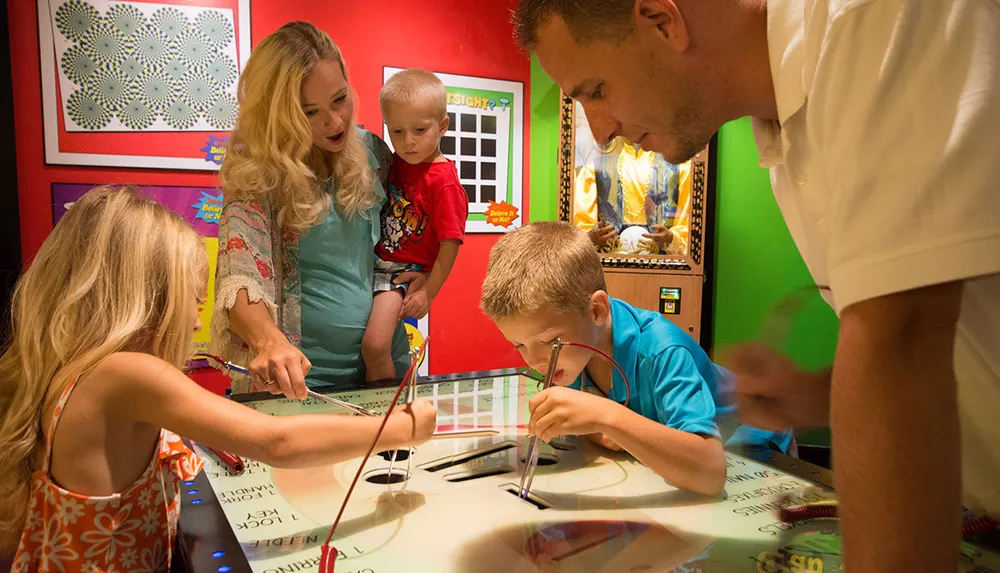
[0,187,435,571]
[213,22,421,397]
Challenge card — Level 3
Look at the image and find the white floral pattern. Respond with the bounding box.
[13,379,203,572]
[42,481,58,506]
[139,507,159,537]
[120,548,139,569]
[31,515,81,572]
[24,506,44,531]
[58,497,85,525]
[136,488,152,509]
[12,549,32,573]
[149,471,168,508]
[133,539,166,573]
[79,504,140,560]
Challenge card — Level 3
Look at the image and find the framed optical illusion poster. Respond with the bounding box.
[38,0,251,170]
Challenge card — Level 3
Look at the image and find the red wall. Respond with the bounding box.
[8,0,526,374]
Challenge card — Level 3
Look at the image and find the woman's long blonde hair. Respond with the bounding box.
[0,187,206,552]
[220,21,376,230]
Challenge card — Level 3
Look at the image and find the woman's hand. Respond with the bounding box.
[249,338,312,401]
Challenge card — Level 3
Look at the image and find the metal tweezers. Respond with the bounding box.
[518,340,563,499]
[306,391,378,417]
[199,355,378,417]
[386,345,424,485]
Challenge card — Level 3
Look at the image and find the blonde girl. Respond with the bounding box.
[0,187,435,572]
[213,22,422,396]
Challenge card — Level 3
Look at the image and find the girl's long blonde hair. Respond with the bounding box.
[220,21,376,230]
[0,186,206,552]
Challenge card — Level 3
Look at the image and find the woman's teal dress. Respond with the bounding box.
[298,137,409,388]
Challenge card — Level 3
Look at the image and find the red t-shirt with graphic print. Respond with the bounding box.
[376,156,468,267]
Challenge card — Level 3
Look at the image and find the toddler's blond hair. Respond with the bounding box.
[380,68,447,120]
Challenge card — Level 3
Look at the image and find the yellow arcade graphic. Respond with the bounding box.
[404,320,428,368]
[192,237,218,354]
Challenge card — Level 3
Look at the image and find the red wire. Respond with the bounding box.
[963,515,1000,537]
[780,504,998,539]
[560,341,630,408]
[779,504,838,523]
[318,339,428,573]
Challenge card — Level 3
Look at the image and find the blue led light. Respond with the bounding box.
[212,551,226,559]
[184,480,195,486]
[187,489,199,495]
[218,566,232,572]
[191,499,203,505]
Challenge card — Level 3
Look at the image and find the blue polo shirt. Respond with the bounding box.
[571,298,793,453]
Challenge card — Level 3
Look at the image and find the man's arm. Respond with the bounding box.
[833,281,963,572]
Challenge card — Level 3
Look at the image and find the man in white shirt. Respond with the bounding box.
[516,0,1000,570]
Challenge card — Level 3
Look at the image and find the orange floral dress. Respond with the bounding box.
[12,378,203,573]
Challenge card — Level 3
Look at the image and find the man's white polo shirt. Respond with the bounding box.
[753,0,1000,515]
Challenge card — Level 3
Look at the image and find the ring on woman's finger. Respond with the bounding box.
[264,379,275,386]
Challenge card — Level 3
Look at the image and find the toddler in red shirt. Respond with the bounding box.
[362,69,468,381]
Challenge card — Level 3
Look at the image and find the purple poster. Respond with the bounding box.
[52,184,222,238]
[51,183,224,354]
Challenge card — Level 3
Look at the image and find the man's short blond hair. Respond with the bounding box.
[380,68,447,120]
[481,221,606,320]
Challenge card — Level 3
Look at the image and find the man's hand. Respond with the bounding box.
[588,223,618,249]
[641,224,673,253]
[528,387,617,442]
[725,343,831,430]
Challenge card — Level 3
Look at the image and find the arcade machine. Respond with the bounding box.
[557,97,714,343]
[176,359,1000,573]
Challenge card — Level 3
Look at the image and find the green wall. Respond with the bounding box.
[714,119,838,446]
[528,54,560,222]
[713,119,839,371]
[527,61,839,444]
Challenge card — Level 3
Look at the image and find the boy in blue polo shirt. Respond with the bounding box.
[480,221,792,496]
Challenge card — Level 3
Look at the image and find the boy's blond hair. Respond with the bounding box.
[481,221,606,320]
[0,186,206,551]
[380,68,447,120]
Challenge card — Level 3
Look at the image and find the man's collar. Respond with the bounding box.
[750,0,807,168]
[766,0,807,124]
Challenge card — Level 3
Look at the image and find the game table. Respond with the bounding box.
[175,369,1000,573]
